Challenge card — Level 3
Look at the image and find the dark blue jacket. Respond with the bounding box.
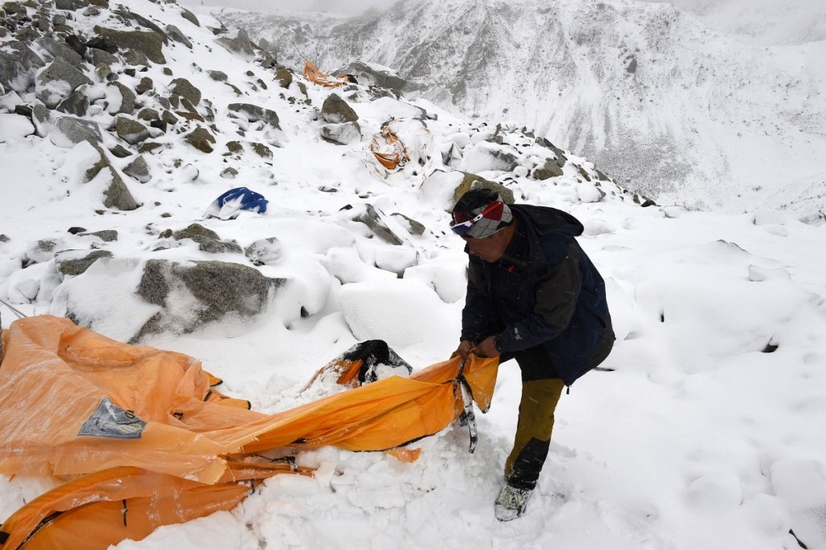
[461,204,614,385]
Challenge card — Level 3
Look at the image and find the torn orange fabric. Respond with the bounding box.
[302,60,349,88]
[0,316,499,548]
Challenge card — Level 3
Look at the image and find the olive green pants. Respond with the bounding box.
[504,377,565,489]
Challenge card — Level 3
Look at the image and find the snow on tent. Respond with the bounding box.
[204,186,268,220]
[0,315,498,549]
[302,60,352,88]
[364,119,436,184]
[369,124,410,172]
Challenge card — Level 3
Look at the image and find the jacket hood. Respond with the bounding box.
[511,204,584,239]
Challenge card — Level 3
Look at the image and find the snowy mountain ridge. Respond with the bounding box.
[215,0,826,223]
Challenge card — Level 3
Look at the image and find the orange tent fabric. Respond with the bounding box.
[0,316,499,548]
[369,125,409,171]
[302,60,350,88]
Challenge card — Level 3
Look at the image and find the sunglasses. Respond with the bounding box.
[450,201,503,236]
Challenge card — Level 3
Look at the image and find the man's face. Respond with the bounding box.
[463,230,510,263]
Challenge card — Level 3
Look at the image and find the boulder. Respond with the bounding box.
[168,223,242,254]
[115,116,150,145]
[37,37,84,67]
[93,27,165,64]
[55,249,114,276]
[320,121,361,145]
[216,28,255,56]
[532,158,563,180]
[335,61,408,95]
[123,155,151,183]
[134,259,283,337]
[321,93,358,124]
[54,116,102,145]
[165,24,192,49]
[227,102,280,129]
[169,77,201,106]
[35,57,93,108]
[245,237,282,266]
[0,40,45,93]
[106,81,136,114]
[56,89,90,117]
[184,126,215,153]
[352,204,404,246]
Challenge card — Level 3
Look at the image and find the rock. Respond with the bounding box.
[122,50,150,67]
[64,34,87,57]
[107,81,136,114]
[165,24,192,49]
[220,167,238,179]
[55,249,113,276]
[123,155,151,183]
[83,229,118,242]
[216,28,255,56]
[184,126,215,153]
[227,102,280,129]
[115,116,150,145]
[35,57,93,108]
[462,141,518,173]
[85,36,118,54]
[135,259,283,337]
[533,158,563,180]
[137,107,160,122]
[169,77,201,105]
[321,93,358,124]
[24,238,67,265]
[168,223,242,254]
[55,89,90,116]
[275,66,292,88]
[83,142,140,210]
[93,26,165,64]
[320,121,362,145]
[251,142,272,159]
[37,37,84,67]
[108,144,131,158]
[135,76,153,94]
[245,237,282,266]
[335,61,408,95]
[208,70,227,82]
[112,9,168,44]
[0,41,45,93]
[352,204,403,245]
[54,116,102,145]
[390,213,426,236]
[179,7,200,27]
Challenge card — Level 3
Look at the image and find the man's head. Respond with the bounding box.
[451,189,516,262]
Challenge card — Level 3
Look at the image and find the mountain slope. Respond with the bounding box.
[216,0,826,221]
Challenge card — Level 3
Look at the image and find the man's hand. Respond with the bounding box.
[473,335,499,358]
[454,339,475,360]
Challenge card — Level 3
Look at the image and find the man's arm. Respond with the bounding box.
[494,242,582,353]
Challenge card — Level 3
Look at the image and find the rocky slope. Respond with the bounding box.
[0,0,630,342]
[215,0,826,222]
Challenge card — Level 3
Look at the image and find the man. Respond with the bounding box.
[451,188,614,521]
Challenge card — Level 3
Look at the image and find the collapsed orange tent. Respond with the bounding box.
[302,60,350,88]
[370,125,410,171]
[0,316,498,549]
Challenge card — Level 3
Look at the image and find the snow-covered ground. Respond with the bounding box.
[1,1,826,549]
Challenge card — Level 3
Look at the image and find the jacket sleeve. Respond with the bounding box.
[494,241,582,353]
[460,259,498,342]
